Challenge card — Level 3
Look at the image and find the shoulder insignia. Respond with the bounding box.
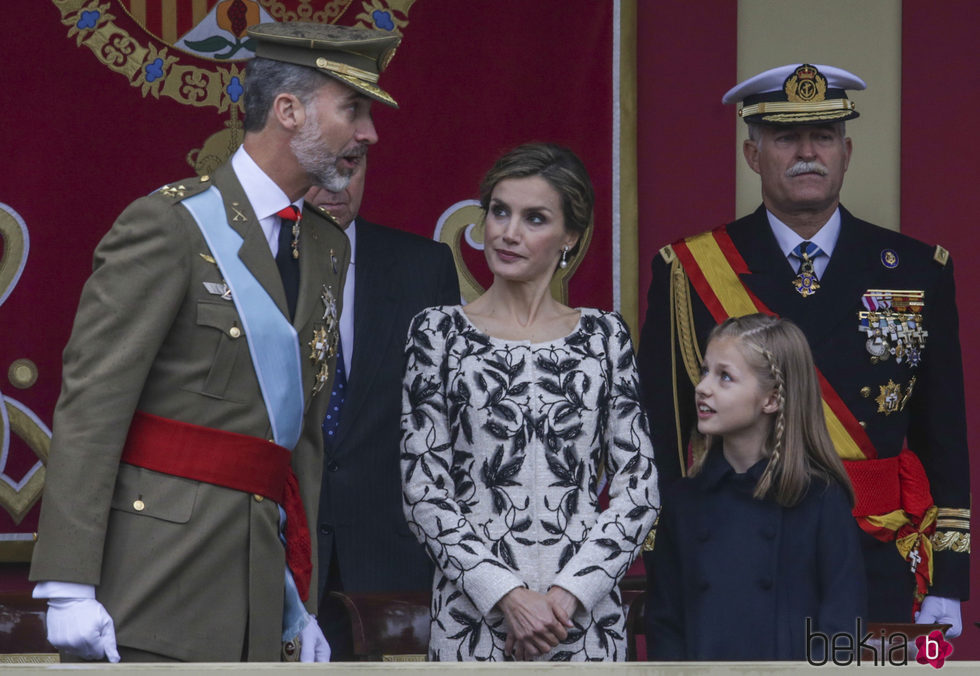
[659,244,676,263]
[159,184,188,198]
[157,177,208,202]
[933,245,950,267]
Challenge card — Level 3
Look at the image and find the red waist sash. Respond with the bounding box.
[121,411,312,601]
[843,449,937,607]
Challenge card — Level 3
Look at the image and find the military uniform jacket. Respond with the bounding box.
[638,206,970,616]
[30,160,349,661]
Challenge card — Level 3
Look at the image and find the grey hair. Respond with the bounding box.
[747,121,846,144]
[243,57,331,132]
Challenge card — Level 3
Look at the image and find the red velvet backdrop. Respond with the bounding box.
[636,0,737,319]
[901,1,979,657]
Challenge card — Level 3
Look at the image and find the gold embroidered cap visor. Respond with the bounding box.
[247,22,400,108]
[722,63,866,125]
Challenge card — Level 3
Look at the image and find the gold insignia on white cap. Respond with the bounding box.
[723,63,866,125]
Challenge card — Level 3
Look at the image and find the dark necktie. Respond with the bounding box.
[322,338,347,442]
[275,205,300,319]
[791,240,824,298]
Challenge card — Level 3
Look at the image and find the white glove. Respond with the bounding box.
[915,595,962,638]
[299,614,331,662]
[45,598,120,662]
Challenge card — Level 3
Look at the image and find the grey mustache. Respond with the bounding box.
[786,161,828,177]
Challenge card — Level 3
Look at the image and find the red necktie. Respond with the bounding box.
[275,206,301,318]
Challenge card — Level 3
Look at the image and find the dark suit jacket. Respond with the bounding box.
[316,219,459,600]
[30,161,349,661]
[639,205,970,620]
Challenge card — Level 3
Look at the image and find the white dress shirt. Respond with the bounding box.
[766,208,841,279]
[340,220,356,376]
[230,146,303,257]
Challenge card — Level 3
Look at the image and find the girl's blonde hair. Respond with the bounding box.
[689,313,854,507]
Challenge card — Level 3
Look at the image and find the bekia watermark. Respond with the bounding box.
[915,630,954,669]
[806,618,954,667]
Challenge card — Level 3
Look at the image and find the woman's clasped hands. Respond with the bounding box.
[497,586,579,660]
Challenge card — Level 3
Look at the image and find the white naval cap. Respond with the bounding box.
[722,63,866,125]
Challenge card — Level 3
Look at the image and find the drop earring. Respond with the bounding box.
[559,246,569,269]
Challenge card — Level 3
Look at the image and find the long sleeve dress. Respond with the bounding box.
[400,306,660,661]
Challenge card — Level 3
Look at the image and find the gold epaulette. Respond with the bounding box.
[933,245,950,266]
[659,244,675,263]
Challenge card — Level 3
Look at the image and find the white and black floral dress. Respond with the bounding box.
[401,305,659,661]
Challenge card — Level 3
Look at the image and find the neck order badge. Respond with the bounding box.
[791,241,823,298]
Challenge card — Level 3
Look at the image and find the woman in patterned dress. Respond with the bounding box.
[400,143,659,661]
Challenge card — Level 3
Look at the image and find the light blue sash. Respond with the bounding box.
[182,187,304,451]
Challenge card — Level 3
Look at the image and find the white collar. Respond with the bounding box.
[767,208,841,258]
[230,146,302,221]
[346,219,357,266]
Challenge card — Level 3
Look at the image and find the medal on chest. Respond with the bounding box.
[309,284,340,395]
[857,290,927,366]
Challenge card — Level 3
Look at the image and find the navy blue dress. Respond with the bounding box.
[645,449,867,660]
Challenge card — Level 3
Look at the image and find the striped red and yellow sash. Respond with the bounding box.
[672,226,935,606]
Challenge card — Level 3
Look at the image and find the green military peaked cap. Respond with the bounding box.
[247,22,400,108]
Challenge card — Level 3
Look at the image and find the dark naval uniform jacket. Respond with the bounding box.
[316,219,459,600]
[645,449,866,660]
[30,160,349,661]
[639,205,970,622]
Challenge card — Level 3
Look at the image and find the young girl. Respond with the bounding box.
[645,313,866,660]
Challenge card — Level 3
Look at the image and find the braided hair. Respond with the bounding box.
[689,314,853,507]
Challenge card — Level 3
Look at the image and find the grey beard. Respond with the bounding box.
[290,114,351,192]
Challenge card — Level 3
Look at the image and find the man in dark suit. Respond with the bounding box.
[640,64,969,638]
[305,159,460,658]
[29,23,401,662]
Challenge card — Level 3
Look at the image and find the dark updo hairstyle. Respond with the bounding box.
[478,143,594,257]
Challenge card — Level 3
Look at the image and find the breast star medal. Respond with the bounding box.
[308,326,330,395]
[310,285,340,395]
[875,380,902,415]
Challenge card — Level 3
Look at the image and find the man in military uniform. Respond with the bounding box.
[29,22,400,662]
[639,64,969,635]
